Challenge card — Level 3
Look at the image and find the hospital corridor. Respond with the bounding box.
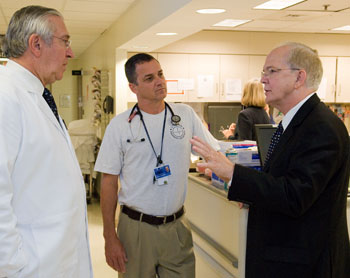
[87,199,117,278]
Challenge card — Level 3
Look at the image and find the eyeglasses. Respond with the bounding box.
[261,67,300,77]
[52,36,71,48]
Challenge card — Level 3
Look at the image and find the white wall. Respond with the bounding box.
[74,0,191,118]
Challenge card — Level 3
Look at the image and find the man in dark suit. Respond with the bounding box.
[191,42,350,278]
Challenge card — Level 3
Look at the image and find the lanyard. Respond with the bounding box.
[137,104,167,167]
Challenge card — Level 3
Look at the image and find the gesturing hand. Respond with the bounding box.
[190,136,234,182]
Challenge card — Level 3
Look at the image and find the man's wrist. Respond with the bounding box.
[227,164,235,188]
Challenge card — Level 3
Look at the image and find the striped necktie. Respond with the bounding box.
[43,88,59,122]
[264,121,283,166]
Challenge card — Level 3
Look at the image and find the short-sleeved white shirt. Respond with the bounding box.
[95,103,219,216]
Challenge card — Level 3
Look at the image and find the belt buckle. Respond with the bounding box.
[163,216,167,224]
[140,212,144,222]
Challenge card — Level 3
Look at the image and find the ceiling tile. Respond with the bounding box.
[64,0,131,14]
[62,10,120,22]
[0,0,64,10]
[286,0,350,12]
[1,0,350,57]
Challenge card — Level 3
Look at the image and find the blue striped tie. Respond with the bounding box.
[264,121,283,166]
[43,88,59,122]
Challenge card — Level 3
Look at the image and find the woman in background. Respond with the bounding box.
[222,78,270,141]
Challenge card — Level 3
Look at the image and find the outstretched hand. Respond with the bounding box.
[190,136,234,182]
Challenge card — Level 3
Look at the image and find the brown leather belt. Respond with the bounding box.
[121,205,184,225]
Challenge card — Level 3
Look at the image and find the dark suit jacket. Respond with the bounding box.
[229,106,270,141]
[228,94,350,278]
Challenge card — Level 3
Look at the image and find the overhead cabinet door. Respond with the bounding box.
[336,57,350,103]
[188,54,220,102]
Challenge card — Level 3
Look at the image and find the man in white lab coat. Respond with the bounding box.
[0,6,93,278]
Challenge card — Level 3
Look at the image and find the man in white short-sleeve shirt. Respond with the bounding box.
[95,53,219,278]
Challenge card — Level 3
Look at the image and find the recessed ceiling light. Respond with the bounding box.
[254,0,306,10]
[213,19,251,27]
[156,32,177,36]
[332,25,350,31]
[196,9,226,14]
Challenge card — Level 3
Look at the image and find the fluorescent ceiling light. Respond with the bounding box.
[213,19,251,27]
[254,0,305,10]
[156,32,177,36]
[332,25,350,31]
[196,9,226,14]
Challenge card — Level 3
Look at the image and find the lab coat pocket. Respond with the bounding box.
[7,269,22,278]
[31,207,80,278]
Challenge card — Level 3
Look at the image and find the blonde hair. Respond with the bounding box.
[241,78,266,107]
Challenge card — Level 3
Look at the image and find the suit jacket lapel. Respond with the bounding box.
[264,94,321,172]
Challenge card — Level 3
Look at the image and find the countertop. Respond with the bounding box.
[188,172,228,199]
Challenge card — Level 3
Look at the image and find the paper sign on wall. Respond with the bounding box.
[166,78,194,95]
[166,80,182,94]
[197,75,214,97]
[225,78,242,101]
[178,78,194,91]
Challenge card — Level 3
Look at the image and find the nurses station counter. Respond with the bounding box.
[185,173,248,278]
[186,173,350,278]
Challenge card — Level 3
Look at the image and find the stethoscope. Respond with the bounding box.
[128,102,181,125]
[127,102,181,183]
[126,102,181,144]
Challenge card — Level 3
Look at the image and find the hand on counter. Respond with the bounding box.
[190,136,234,182]
[221,123,236,139]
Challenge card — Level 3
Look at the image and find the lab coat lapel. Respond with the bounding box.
[34,92,81,173]
[36,92,66,137]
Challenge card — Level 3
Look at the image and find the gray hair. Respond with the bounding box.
[281,42,323,90]
[2,5,62,58]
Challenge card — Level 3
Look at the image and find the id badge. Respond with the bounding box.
[154,165,171,186]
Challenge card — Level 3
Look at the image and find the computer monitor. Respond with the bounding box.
[207,104,242,139]
[255,124,277,167]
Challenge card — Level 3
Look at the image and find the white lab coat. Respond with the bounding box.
[0,61,93,278]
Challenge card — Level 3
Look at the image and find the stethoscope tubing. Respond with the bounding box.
[128,102,181,125]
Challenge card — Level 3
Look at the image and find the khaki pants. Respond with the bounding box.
[117,211,195,278]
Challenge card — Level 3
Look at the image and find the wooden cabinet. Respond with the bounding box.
[318,57,336,102]
[158,53,189,102]
[154,53,270,103]
[336,57,350,103]
[188,54,220,102]
[137,53,350,103]
[219,55,249,102]
[318,56,350,103]
[248,55,266,80]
